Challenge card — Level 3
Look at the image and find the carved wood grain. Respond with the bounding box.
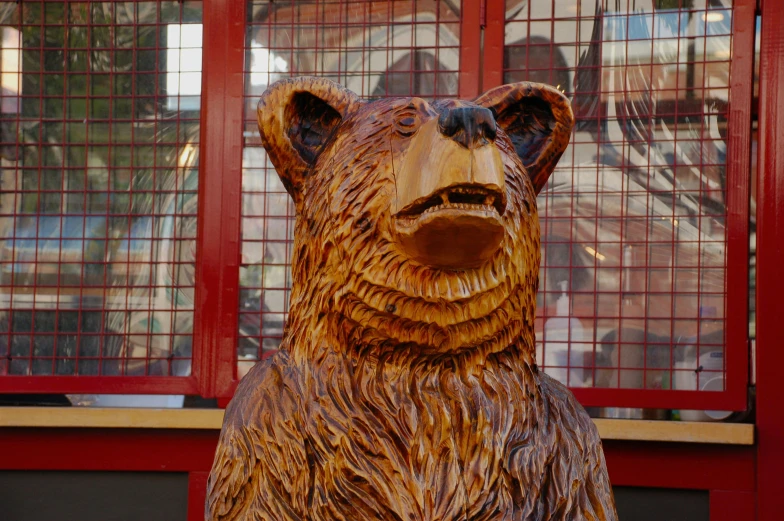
[208,78,617,521]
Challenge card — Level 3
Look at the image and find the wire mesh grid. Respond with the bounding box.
[502,0,734,397]
[0,1,203,380]
[237,0,743,401]
[239,0,463,375]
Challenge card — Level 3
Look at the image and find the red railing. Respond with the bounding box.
[0,0,755,412]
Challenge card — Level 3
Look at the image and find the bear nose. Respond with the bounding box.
[437,106,497,149]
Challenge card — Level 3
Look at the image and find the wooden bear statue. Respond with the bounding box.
[206,77,618,521]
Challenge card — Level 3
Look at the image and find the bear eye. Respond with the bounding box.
[394,109,422,137]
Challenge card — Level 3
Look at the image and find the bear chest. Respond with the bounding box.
[305,399,525,521]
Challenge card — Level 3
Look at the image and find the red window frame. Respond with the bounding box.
[479,0,755,411]
[0,0,755,412]
[0,0,213,397]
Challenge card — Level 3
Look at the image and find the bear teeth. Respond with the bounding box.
[453,187,483,195]
[404,202,498,221]
[420,202,496,214]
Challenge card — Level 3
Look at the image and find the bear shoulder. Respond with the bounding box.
[531,373,618,520]
[206,352,310,521]
[537,373,602,443]
[226,350,304,425]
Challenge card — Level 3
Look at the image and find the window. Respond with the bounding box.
[0,0,753,411]
[239,0,462,377]
[502,0,746,409]
[0,1,202,380]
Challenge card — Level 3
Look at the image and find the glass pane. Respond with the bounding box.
[0,1,202,382]
[239,0,462,376]
[505,0,733,394]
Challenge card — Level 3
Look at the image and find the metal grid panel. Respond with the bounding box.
[502,0,741,406]
[0,1,202,386]
[238,0,463,376]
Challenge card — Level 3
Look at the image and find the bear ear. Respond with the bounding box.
[474,82,574,195]
[257,77,360,201]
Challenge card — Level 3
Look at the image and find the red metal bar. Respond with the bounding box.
[756,0,784,517]
[0,375,198,395]
[187,471,209,521]
[193,0,246,398]
[481,0,505,91]
[710,490,756,521]
[0,428,756,495]
[722,0,757,417]
[603,440,755,492]
[0,428,219,472]
[458,0,482,98]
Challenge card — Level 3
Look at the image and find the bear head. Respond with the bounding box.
[257,77,574,363]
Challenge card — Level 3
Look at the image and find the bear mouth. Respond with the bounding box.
[395,184,507,223]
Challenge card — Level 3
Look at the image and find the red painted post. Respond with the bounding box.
[193,0,247,398]
[188,471,210,521]
[458,0,482,99]
[481,0,505,91]
[756,0,784,518]
[723,0,757,413]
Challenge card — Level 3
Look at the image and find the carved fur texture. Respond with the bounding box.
[207,78,618,521]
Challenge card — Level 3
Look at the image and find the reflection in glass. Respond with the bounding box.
[505,0,733,392]
[238,0,462,376]
[0,1,202,381]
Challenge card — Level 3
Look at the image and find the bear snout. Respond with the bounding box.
[390,114,508,270]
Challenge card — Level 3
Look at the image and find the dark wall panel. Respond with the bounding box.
[614,486,709,521]
[0,471,187,521]
[0,473,709,521]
